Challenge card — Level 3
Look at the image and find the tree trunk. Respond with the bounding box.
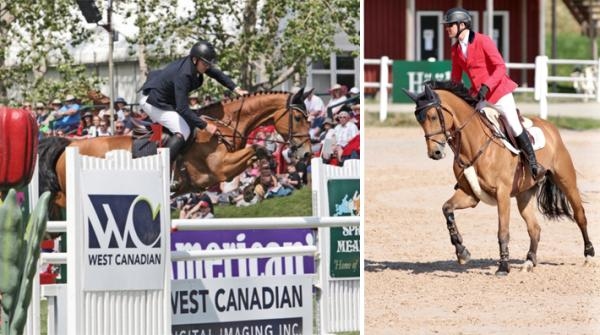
[240,0,258,89]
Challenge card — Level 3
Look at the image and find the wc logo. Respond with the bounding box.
[87,194,162,249]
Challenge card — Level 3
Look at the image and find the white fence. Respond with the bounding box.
[366,55,600,120]
[24,148,361,335]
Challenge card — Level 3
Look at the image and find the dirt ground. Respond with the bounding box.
[365,126,600,334]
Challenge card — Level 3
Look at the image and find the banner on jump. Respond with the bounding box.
[171,275,313,335]
[328,179,360,278]
[81,169,167,291]
[171,229,315,279]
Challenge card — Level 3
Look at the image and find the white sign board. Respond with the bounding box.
[172,275,313,335]
[81,169,167,291]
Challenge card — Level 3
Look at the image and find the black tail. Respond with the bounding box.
[536,172,574,221]
[38,136,71,197]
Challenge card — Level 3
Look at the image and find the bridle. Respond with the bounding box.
[278,93,311,153]
[204,93,310,154]
[416,89,491,169]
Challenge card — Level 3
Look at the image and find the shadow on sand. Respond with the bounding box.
[365,258,563,276]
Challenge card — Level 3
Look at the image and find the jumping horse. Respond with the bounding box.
[404,81,594,275]
[39,89,311,214]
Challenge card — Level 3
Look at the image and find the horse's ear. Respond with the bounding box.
[292,87,305,104]
[424,85,434,100]
[402,88,419,103]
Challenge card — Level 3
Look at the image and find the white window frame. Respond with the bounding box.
[416,11,444,61]
[307,51,359,92]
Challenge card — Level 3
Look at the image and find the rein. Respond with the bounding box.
[420,101,493,170]
[202,93,309,152]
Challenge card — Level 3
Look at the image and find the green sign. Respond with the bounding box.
[327,179,360,278]
[392,60,471,103]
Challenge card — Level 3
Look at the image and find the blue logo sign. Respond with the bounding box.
[87,195,162,249]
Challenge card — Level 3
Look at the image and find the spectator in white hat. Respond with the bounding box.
[326,83,347,117]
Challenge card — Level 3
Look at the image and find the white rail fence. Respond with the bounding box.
[366,55,600,120]
[24,148,360,335]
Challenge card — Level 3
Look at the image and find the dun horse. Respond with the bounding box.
[39,89,311,213]
[404,81,594,275]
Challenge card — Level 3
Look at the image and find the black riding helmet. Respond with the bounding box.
[190,40,217,66]
[442,7,472,28]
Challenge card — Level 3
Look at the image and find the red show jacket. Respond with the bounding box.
[450,31,517,104]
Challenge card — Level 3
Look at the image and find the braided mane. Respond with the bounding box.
[426,81,477,107]
[198,91,289,112]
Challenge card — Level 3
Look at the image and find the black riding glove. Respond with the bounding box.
[477,84,489,102]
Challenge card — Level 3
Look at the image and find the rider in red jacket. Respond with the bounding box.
[444,7,541,179]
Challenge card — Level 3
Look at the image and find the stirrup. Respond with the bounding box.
[170,166,181,191]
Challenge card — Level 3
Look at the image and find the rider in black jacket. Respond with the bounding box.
[139,40,248,161]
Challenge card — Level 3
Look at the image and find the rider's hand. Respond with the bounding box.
[204,123,218,135]
[477,84,489,101]
[234,87,249,96]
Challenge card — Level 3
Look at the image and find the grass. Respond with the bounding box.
[366,108,600,131]
[214,186,313,218]
[172,186,313,219]
[546,116,600,130]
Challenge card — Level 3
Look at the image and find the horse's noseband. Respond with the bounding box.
[416,102,451,146]
[284,94,310,152]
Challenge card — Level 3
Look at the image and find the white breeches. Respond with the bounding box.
[493,93,523,136]
[139,95,191,140]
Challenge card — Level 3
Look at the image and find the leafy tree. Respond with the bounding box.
[0,1,102,105]
[117,0,359,97]
[1,0,359,103]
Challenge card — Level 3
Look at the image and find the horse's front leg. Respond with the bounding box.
[496,189,512,276]
[442,188,479,264]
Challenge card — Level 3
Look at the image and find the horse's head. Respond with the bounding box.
[403,84,457,160]
[272,88,312,160]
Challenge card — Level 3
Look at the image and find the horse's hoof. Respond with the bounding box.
[456,247,471,265]
[585,244,595,257]
[526,252,537,266]
[495,261,510,276]
[521,260,534,272]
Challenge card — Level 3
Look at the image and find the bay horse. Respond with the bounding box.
[39,89,311,213]
[403,81,594,275]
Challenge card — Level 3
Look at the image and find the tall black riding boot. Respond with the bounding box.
[515,131,540,179]
[166,133,185,162]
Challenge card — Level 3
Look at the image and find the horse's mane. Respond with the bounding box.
[200,91,289,109]
[426,81,477,107]
[196,91,290,117]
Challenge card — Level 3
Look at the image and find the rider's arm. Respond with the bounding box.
[205,67,237,92]
[174,74,208,129]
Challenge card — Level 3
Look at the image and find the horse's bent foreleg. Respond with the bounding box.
[442,188,479,264]
[516,187,541,269]
[496,189,512,276]
[212,146,261,181]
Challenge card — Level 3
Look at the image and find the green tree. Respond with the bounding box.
[118,0,359,96]
[0,1,101,104]
[2,0,358,102]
